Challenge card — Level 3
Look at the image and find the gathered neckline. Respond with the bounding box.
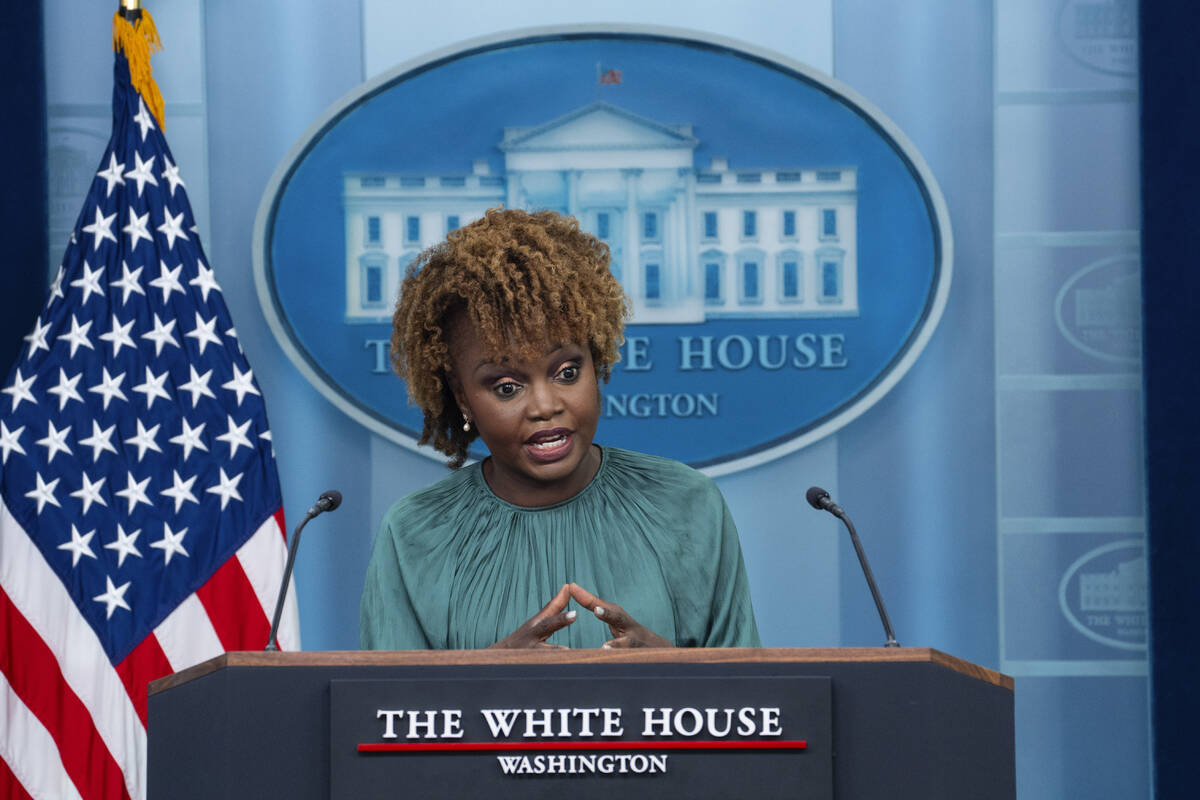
[470,445,609,512]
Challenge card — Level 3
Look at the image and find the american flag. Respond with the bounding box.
[0,34,296,800]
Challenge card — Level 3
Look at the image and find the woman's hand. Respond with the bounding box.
[488,583,577,649]
[568,583,674,648]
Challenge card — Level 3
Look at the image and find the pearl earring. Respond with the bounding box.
[462,418,471,433]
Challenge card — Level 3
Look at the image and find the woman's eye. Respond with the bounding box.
[558,365,579,382]
[493,381,519,398]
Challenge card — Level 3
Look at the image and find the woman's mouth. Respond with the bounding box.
[525,429,574,462]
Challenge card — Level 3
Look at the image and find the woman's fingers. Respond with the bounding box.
[602,636,635,649]
[536,583,572,618]
[488,585,577,649]
[528,608,577,640]
[568,583,628,633]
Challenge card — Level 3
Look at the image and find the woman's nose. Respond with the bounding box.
[525,379,562,419]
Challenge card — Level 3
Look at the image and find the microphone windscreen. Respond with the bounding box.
[319,489,343,511]
[805,486,830,510]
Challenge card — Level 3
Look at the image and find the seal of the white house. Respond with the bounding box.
[1058,539,1147,652]
[253,26,952,475]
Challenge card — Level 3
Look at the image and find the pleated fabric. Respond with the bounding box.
[360,447,760,650]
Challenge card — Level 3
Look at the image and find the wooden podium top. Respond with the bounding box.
[150,646,1012,695]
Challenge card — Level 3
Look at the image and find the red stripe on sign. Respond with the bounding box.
[114,632,173,727]
[274,508,287,540]
[196,556,270,651]
[0,754,36,800]
[359,739,807,753]
[0,584,132,800]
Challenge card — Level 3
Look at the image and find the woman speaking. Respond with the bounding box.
[359,208,759,650]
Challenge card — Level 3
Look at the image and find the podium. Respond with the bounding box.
[148,648,1013,799]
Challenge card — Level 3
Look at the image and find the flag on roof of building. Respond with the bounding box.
[0,8,296,799]
[598,65,622,85]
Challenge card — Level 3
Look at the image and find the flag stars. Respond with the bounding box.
[57,315,95,358]
[49,265,65,300]
[69,261,106,305]
[82,207,118,250]
[111,261,146,305]
[185,312,222,355]
[157,209,189,250]
[35,420,73,463]
[169,418,207,460]
[124,419,163,461]
[133,97,156,141]
[99,314,137,357]
[161,470,200,513]
[161,155,185,196]
[79,420,119,461]
[178,366,216,407]
[222,364,260,407]
[123,209,153,250]
[69,472,108,515]
[57,524,98,567]
[93,576,132,619]
[216,415,253,459]
[47,368,84,411]
[105,523,143,567]
[0,422,26,464]
[141,313,179,356]
[123,151,158,197]
[205,468,244,510]
[189,262,221,301]
[3,369,37,412]
[23,318,51,357]
[88,367,128,410]
[96,152,125,197]
[150,522,189,564]
[114,471,152,514]
[150,260,186,302]
[132,365,172,409]
[24,472,61,514]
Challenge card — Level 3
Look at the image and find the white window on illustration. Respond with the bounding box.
[405,215,421,245]
[597,212,610,240]
[642,211,660,242]
[701,249,726,306]
[781,210,796,240]
[359,253,388,310]
[820,208,838,240]
[742,210,757,240]
[365,215,382,247]
[736,249,765,305]
[816,248,845,304]
[777,250,803,303]
[446,215,460,234]
[703,211,718,240]
[644,262,662,304]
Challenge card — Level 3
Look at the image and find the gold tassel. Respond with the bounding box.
[112,8,165,130]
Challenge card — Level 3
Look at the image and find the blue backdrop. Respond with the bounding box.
[8,1,1190,798]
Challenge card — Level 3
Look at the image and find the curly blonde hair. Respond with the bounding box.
[391,208,629,468]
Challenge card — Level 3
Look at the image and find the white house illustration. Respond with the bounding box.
[342,102,858,324]
[1080,557,1147,612]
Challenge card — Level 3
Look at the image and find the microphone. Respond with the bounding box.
[308,489,342,517]
[264,489,342,651]
[807,486,899,648]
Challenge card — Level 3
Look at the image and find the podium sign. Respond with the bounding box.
[331,675,833,799]
[148,648,1014,799]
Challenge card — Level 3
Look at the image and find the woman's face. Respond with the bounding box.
[448,317,602,507]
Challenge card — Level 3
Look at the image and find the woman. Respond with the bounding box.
[359,208,759,650]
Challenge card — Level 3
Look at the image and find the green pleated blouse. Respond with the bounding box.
[359,446,760,650]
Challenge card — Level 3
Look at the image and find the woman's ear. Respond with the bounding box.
[446,371,469,420]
